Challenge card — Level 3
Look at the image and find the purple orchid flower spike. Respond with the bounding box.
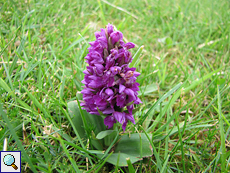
[81,23,142,131]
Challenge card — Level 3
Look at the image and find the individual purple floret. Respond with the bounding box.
[81,23,142,131]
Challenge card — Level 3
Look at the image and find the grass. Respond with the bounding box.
[0,0,230,172]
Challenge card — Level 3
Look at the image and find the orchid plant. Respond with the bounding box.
[68,24,152,166]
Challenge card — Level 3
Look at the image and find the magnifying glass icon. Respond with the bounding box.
[3,154,18,170]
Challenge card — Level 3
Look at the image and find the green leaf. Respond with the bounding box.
[67,100,106,149]
[96,130,117,139]
[91,138,104,151]
[114,133,152,157]
[97,133,153,166]
[104,131,118,147]
[100,153,140,167]
[68,100,87,141]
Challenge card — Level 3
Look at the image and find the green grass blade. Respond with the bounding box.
[0,26,20,56]
[160,154,170,173]
[140,125,163,171]
[101,0,138,19]
[95,152,114,173]
[129,45,144,67]
[58,135,81,173]
[0,103,37,173]
[126,157,135,173]
[101,132,119,160]
[61,38,85,53]
[2,62,14,91]
[175,113,185,172]
[138,82,182,125]
[97,0,106,24]
[21,84,56,126]
[147,81,184,132]
[9,34,27,75]
[217,86,227,172]
[183,68,222,93]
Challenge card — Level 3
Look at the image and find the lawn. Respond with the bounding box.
[0,0,229,172]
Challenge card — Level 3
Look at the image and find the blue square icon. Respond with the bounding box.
[0,151,21,173]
